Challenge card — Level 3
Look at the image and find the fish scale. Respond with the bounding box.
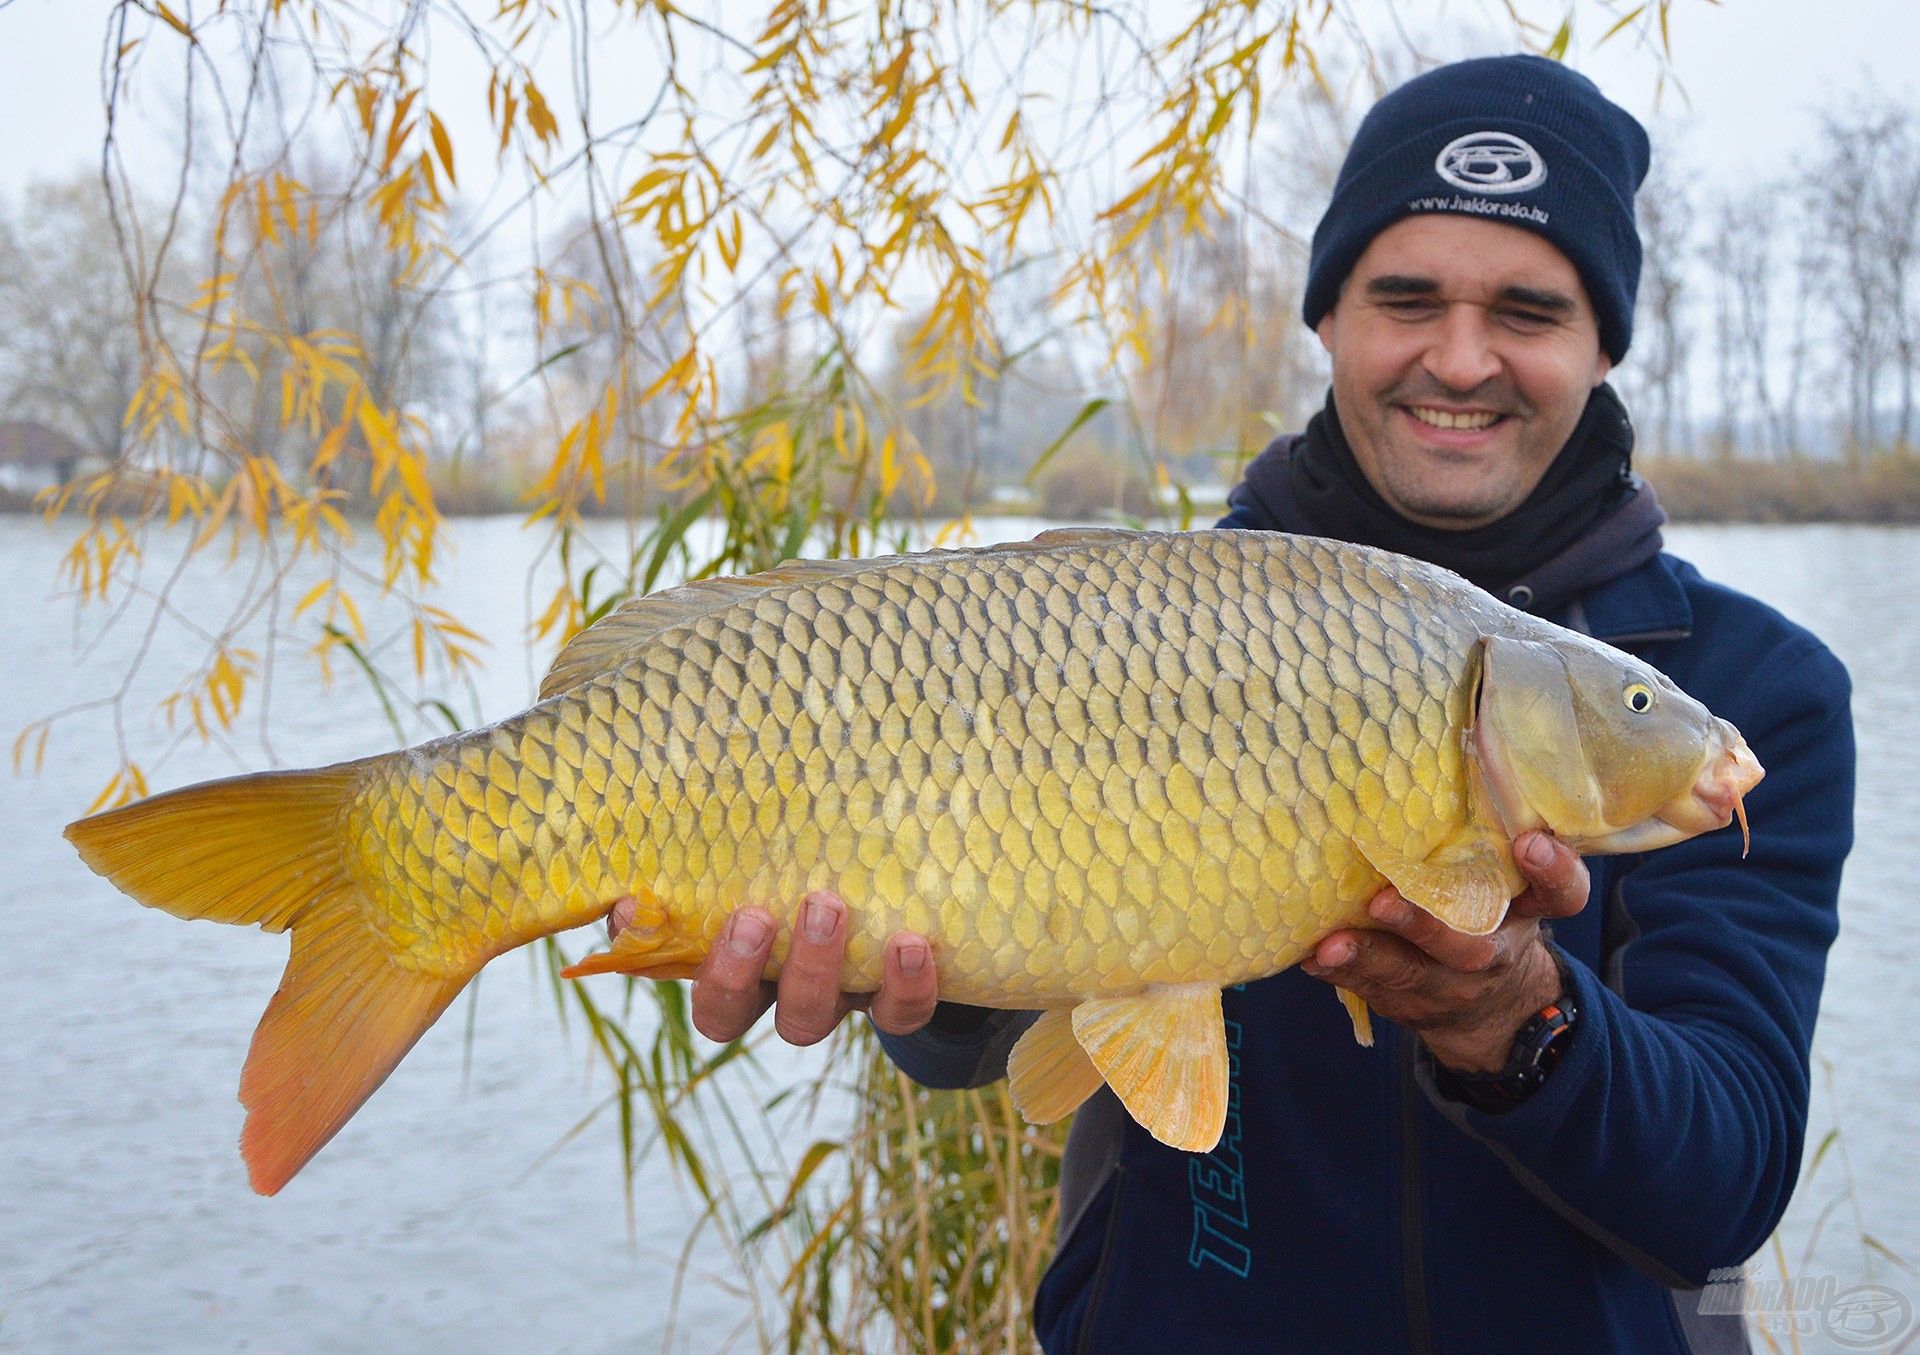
[342,530,1486,1004]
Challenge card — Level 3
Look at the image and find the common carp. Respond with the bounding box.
[65,528,1762,1192]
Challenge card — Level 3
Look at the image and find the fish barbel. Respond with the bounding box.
[65,528,1762,1191]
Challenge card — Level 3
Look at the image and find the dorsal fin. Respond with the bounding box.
[538,557,879,699]
[1025,526,1143,549]
[538,529,1151,699]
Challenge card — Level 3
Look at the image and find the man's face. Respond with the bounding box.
[1314,215,1613,530]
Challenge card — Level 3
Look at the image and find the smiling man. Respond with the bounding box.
[626,54,1857,1353]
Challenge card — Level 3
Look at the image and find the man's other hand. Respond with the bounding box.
[606,889,939,1045]
[1300,830,1589,1072]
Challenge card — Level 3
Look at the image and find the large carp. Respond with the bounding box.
[66,528,1761,1192]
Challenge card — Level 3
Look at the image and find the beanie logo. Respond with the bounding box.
[1435,132,1547,194]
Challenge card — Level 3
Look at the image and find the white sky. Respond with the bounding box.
[3,1,1917,203]
[1,1,1916,204]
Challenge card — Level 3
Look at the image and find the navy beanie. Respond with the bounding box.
[1302,55,1651,361]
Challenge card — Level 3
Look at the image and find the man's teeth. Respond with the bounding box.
[1408,406,1501,431]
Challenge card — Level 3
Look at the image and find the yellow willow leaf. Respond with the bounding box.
[190,479,238,555]
[930,512,972,549]
[999,108,1022,152]
[412,616,427,678]
[718,209,744,271]
[12,721,51,776]
[312,421,349,475]
[336,587,366,644]
[748,119,782,161]
[496,87,517,156]
[164,473,205,527]
[385,87,421,166]
[292,579,331,621]
[1202,93,1235,144]
[428,109,457,186]
[189,272,237,313]
[350,80,378,138]
[524,79,558,145]
[397,450,435,507]
[154,3,193,41]
[276,173,299,237]
[875,81,920,148]
[641,349,697,404]
[422,605,485,646]
[532,582,571,642]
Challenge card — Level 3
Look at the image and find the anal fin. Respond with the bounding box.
[561,895,708,980]
[1008,1009,1103,1125]
[1071,983,1226,1153]
[1335,986,1375,1047]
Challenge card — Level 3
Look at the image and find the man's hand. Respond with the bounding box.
[606,890,939,1045]
[1300,830,1588,1072]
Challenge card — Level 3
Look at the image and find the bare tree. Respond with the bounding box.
[1869,114,1920,451]
[0,175,149,464]
[1624,148,1696,458]
[1811,106,1903,458]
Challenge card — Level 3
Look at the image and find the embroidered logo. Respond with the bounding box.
[1435,131,1547,194]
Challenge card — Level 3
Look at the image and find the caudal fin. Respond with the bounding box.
[65,763,472,1195]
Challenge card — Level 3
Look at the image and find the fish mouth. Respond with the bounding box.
[1574,721,1765,856]
[1656,721,1764,854]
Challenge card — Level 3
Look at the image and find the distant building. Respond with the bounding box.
[0,420,93,494]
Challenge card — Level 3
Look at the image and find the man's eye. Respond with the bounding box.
[1501,309,1555,330]
[1382,299,1440,318]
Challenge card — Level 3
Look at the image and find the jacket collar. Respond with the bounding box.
[1557,551,1693,645]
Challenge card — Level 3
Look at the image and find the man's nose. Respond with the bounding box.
[1421,305,1502,394]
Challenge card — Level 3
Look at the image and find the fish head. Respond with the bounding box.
[1472,634,1764,856]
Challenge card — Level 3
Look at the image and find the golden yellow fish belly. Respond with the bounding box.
[343,529,1490,1007]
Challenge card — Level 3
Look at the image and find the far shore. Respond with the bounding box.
[8,454,1920,526]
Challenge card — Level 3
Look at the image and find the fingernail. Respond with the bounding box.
[1370,895,1411,926]
[1322,938,1355,967]
[1524,834,1556,869]
[728,913,771,957]
[896,939,927,978]
[802,896,839,944]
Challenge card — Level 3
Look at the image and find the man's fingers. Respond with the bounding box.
[690,908,776,1042]
[774,891,851,1047]
[605,896,638,942]
[868,933,939,1035]
[1510,831,1591,919]
[1304,928,1437,1009]
[1366,887,1504,973]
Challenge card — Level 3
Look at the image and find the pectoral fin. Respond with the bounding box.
[1335,986,1375,1047]
[1070,983,1227,1153]
[1007,1009,1103,1125]
[1355,826,1523,937]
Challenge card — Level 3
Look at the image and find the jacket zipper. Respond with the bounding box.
[1400,1034,1434,1355]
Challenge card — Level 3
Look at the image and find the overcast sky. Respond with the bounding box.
[1,1,1913,206]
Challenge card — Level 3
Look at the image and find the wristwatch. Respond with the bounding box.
[1434,993,1580,1115]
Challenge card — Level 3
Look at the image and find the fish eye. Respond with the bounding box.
[1623,682,1655,714]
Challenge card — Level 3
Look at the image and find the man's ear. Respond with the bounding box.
[1316,313,1337,357]
[1591,350,1613,385]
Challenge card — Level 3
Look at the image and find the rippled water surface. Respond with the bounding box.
[1,517,1914,1352]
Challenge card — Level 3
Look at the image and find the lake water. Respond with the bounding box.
[1,516,1915,1353]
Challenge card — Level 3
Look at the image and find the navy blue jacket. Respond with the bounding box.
[876,505,1854,1352]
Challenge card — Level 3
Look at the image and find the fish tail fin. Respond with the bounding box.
[65,762,471,1195]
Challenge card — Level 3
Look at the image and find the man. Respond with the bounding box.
[612,55,1855,1352]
